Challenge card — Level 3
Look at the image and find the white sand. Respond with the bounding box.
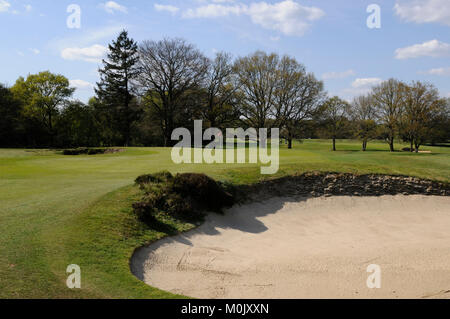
[131,195,450,299]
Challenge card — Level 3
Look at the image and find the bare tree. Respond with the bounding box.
[350,94,377,151]
[233,51,280,129]
[274,56,324,149]
[136,38,209,146]
[401,81,445,153]
[202,52,240,129]
[322,96,349,151]
[372,79,404,152]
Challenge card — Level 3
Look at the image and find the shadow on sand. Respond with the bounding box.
[131,196,308,281]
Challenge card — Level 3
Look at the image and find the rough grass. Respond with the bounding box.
[0,140,449,298]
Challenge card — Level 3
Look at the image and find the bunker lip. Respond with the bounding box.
[130,194,450,299]
[129,173,450,299]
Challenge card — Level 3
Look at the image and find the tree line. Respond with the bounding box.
[1,30,449,151]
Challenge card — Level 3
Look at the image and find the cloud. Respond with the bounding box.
[70,79,94,90]
[183,4,245,18]
[322,70,355,80]
[247,1,325,36]
[270,36,280,41]
[0,0,10,12]
[61,44,108,63]
[341,77,383,98]
[51,25,125,54]
[154,4,180,15]
[422,67,450,76]
[24,4,32,12]
[394,0,450,26]
[30,48,40,55]
[180,0,325,36]
[395,39,450,59]
[101,1,127,14]
[352,78,383,88]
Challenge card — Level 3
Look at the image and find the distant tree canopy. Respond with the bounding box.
[1,32,449,150]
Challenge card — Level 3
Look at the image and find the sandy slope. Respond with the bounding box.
[131,195,450,299]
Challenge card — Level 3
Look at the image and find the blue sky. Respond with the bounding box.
[1,0,449,102]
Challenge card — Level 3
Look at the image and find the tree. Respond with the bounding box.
[202,52,240,130]
[401,81,446,152]
[275,56,324,149]
[0,84,24,147]
[96,30,140,146]
[427,98,450,145]
[56,101,102,147]
[11,71,74,146]
[372,79,404,152]
[234,51,280,129]
[321,96,349,151]
[350,94,377,151]
[137,38,209,146]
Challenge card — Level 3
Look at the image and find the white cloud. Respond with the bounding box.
[394,0,450,26]
[352,78,383,88]
[247,1,324,36]
[181,0,325,36]
[322,70,355,80]
[51,25,125,54]
[101,1,127,14]
[0,0,11,12]
[61,44,108,63]
[154,4,180,15]
[183,4,245,18]
[70,79,94,90]
[341,77,383,98]
[24,4,32,12]
[30,48,40,55]
[423,67,450,76]
[395,39,450,59]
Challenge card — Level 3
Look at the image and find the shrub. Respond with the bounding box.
[63,148,106,155]
[171,173,234,212]
[133,172,234,225]
[135,171,173,187]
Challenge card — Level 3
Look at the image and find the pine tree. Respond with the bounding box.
[96,30,140,146]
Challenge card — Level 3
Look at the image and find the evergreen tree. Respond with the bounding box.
[96,30,140,146]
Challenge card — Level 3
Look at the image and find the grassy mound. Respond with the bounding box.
[133,172,234,224]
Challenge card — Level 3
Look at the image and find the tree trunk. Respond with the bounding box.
[333,138,336,151]
[362,141,367,152]
[389,136,395,152]
[287,130,293,149]
[48,109,54,147]
[410,141,414,152]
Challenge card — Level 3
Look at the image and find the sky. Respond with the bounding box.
[1,0,449,102]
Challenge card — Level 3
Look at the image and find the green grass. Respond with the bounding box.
[0,140,449,298]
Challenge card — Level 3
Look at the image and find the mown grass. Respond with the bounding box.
[0,140,449,298]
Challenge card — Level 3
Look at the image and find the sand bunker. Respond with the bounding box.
[131,195,450,299]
